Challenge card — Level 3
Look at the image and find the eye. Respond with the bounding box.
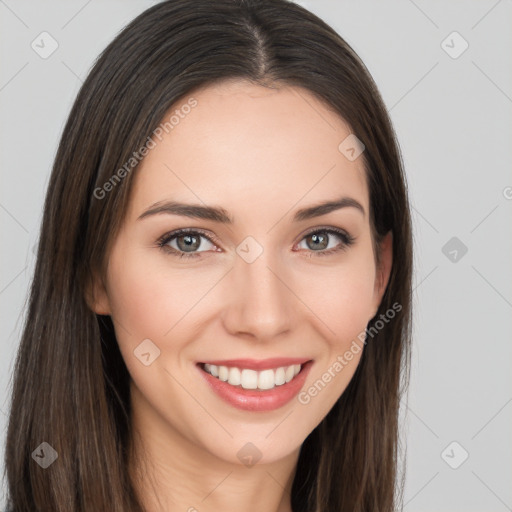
[157,228,219,259]
[295,227,355,257]
[157,226,355,260]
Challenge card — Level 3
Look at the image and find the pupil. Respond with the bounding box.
[178,234,199,252]
[309,233,327,250]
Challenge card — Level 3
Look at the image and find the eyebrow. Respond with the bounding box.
[137,196,365,223]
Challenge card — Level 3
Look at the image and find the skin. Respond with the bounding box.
[90,79,392,512]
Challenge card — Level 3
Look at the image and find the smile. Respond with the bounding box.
[196,357,314,411]
[201,363,302,390]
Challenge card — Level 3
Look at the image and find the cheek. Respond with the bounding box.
[296,252,376,345]
[294,257,375,418]
[106,256,160,335]
[103,248,205,397]
[105,246,223,347]
[104,244,176,352]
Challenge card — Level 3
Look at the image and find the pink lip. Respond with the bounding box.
[196,360,314,412]
[198,357,311,371]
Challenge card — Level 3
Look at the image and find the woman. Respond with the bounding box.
[3,0,413,510]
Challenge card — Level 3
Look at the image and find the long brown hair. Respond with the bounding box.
[3,1,412,510]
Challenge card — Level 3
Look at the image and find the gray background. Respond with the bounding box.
[1,0,511,510]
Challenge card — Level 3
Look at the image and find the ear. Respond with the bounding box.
[84,271,112,316]
[370,231,393,319]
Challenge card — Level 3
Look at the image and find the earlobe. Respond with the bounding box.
[371,231,393,318]
[84,272,111,316]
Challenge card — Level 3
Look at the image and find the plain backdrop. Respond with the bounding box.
[1,1,511,510]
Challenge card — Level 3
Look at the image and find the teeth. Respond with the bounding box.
[209,364,219,377]
[241,369,258,389]
[258,369,274,390]
[275,367,286,385]
[285,365,296,383]
[218,365,229,381]
[203,363,302,390]
[228,367,241,386]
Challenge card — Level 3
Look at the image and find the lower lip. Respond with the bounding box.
[196,361,313,412]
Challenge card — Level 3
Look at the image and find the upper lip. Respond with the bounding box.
[199,357,312,371]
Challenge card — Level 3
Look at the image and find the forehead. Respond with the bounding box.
[128,80,368,224]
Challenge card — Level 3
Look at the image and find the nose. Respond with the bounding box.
[220,247,296,342]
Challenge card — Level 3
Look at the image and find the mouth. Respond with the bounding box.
[197,360,309,391]
[195,358,314,412]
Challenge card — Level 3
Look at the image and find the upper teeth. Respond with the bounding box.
[203,363,302,390]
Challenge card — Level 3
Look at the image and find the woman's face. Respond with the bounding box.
[92,80,392,466]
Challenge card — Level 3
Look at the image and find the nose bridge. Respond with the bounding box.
[222,239,294,339]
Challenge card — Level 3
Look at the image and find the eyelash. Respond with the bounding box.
[156,227,355,259]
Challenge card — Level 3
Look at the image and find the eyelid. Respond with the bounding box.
[298,224,352,241]
[157,227,219,245]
